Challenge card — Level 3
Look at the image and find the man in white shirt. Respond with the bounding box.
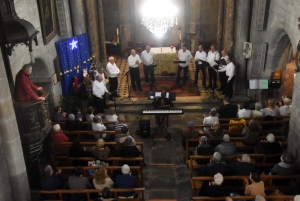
[207,45,220,89]
[194,45,207,87]
[128,49,142,91]
[218,57,235,98]
[106,56,120,101]
[141,45,155,86]
[93,74,111,113]
[218,50,229,93]
[176,45,192,85]
[92,115,107,139]
[94,66,109,109]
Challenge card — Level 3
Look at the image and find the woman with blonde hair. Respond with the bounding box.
[115,114,128,131]
[207,121,224,146]
[93,166,114,192]
[262,99,279,116]
[105,108,118,130]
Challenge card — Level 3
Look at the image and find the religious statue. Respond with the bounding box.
[14,64,45,102]
[295,40,300,72]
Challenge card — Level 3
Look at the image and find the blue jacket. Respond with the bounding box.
[115,174,138,197]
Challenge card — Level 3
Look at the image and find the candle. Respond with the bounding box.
[116,28,119,35]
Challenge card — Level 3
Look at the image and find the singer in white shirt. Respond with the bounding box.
[217,50,229,92]
[128,49,143,91]
[218,57,235,98]
[141,45,155,86]
[106,56,120,100]
[194,45,207,87]
[176,45,192,85]
[206,45,220,89]
[94,66,109,109]
[93,74,111,113]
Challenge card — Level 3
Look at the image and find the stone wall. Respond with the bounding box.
[103,0,119,42]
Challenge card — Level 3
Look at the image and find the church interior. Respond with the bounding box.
[1,0,300,200]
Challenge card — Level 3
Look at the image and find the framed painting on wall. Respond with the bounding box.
[243,42,252,59]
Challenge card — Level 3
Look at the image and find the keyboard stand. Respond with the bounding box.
[152,115,171,140]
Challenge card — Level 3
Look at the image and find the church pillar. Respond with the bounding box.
[84,0,100,66]
[69,0,87,35]
[0,59,31,201]
[223,0,235,55]
[118,0,131,55]
[217,0,224,52]
[96,0,107,63]
[234,0,252,95]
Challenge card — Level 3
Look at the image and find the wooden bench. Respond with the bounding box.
[63,130,117,139]
[191,175,300,196]
[196,115,290,122]
[192,195,295,201]
[57,166,142,186]
[188,154,281,178]
[52,121,117,126]
[31,188,146,201]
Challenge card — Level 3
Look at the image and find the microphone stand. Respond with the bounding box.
[121,68,134,103]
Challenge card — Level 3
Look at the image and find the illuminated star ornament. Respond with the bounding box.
[69,39,78,50]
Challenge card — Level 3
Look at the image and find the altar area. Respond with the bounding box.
[151,47,177,75]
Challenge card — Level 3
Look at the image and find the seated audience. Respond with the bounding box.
[69,138,92,166]
[231,154,256,176]
[51,124,69,152]
[115,164,138,198]
[215,134,236,156]
[207,121,224,146]
[66,113,86,131]
[238,102,252,118]
[99,187,116,201]
[252,102,263,117]
[92,115,107,139]
[93,166,114,191]
[40,165,65,200]
[53,106,67,122]
[244,172,266,197]
[254,133,282,155]
[218,97,238,119]
[294,195,300,201]
[278,98,291,115]
[255,195,266,201]
[199,152,231,176]
[115,126,135,144]
[105,108,118,130]
[194,136,215,164]
[262,99,279,116]
[203,173,230,197]
[115,114,128,131]
[73,107,84,120]
[86,106,95,122]
[181,121,199,148]
[90,139,111,160]
[242,119,261,145]
[121,137,141,157]
[203,108,219,133]
[269,152,295,175]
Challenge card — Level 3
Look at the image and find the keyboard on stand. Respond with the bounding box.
[141,109,184,115]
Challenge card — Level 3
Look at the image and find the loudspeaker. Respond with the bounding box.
[139,120,150,138]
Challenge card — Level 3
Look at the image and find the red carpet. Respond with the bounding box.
[131,81,199,97]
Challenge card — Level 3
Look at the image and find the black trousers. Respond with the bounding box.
[219,71,227,90]
[225,75,235,98]
[109,77,118,99]
[93,95,105,113]
[195,64,206,86]
[176,65,188,83]
[129,67,141,89]
[208,66,218,87]
[143,64,155,84]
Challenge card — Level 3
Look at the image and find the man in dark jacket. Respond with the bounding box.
[214,134,236,156]
[116,164,138,197]
[217,97,238,119]
[199,152,232,176]
[231,154,256,175]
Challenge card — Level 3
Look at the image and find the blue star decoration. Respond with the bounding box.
[69,39,78,50]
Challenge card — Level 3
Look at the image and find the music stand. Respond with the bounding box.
[173,61,186,64]
[121,68,134,103]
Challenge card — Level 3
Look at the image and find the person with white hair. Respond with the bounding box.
[269,152,295,175]
[203,108,219,133]
[254,133,282,155]
[203,173,230,197]
[51,124,69,151]
[115,164,138,197]
[231,154,256,175]
[106,56,120,101]
[194,136,214,164]
[92,115,107,139]
[128,49,143,91]
[199,152,231,176]
[278,98,291,115]
[255,195,266,201]
[141,45,155,86]
[294,195,300,201]
[14,64,45,102]
[214,134,236,155]
[66,113,86,131]
[93,74,111,113]
[244,172,266,196]
[252,102,263,117]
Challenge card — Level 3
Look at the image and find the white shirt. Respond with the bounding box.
[203,116,219,133]
[128,54,142,68]
[218,62,235,80]
[106,62,120,78]
[94,72,106,86]
[278,105,291,115]
[251,110,263,117]
[92,80,108,98]
[92,122,107,139]
[219,55,229,70]
[237,109,252,118]
[178,49,192,67]
[86,114,95,122]
[141,50,154,66]
[195,51,207,65]
[207,51,220,67]
[262,107,279,116]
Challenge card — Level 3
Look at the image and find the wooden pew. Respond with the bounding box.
[188,154,281,178]
[57,166,142,186]
[196,115,290,122]
[52,121,117,126]
[63,130,116,139]
[191,175,300,196]
[31,188,146,201]
[192,195,295,201]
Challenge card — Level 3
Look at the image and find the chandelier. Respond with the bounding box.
[141,0,178,36]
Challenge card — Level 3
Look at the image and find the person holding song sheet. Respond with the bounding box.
[207,45,220,89]
[217,50,229,93]
[176,45,192,85]
[141,45,155,86]
[194,45,207,88]
[128,49,142,91]
[218,57,235,98]
[106,56,120,101]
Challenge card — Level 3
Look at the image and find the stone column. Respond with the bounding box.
[223,0,235,55]
[234,0,251,94]
[69,0,86,35]
[118,0,131,55]
[96,0,107,63]
[84,0,100,66]
[0,56,31,201]
[217,0,225,52]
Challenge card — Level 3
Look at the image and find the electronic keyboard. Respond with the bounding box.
[141,109,184,115]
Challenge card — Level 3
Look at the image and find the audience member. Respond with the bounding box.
[99,187,116,201]
[254,133,282,155]
[92,115,107,139]
[203,108,219,133]
[269,152,295,175]
[73,107,84,120]
[51,124,69,152]
[90,139,111,160]
[218,97,238,119]
[225,197,233,201]
[242,119,261,145]
[115,164,138,198]
[86,106,95,122]
[181,121,199,148]
[207,121,224,146]
[215,134,236,156]
[262,99,279,116]
[194,136,214,164]
[53,106,67,122]
[115,114,128,131]
[255,195,266,201]
[69,138,92,166]
[199,152,231,176]
[105,108,118,130]
[66,113,86,131]
[294,195,300,201]
[231,154,256,176]
[244,172,266,197]
[252,102,263,117]
[93,166,114,192]
[203,173,230,197]
[115,126,135,144]
[121,137,141,157]
[278,98,291,115]
[238,102,252,118]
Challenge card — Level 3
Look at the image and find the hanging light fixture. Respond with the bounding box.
[141,0,178,36]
